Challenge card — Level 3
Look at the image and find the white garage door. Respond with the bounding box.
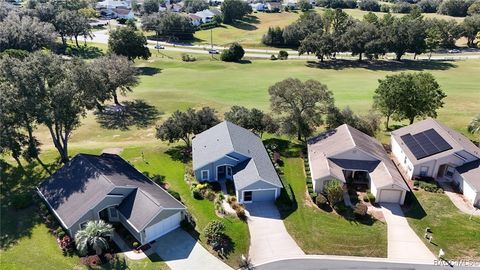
[379,189,403,204]
[144,212,182,243]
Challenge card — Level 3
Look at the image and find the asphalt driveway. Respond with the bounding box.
[153,228,231,270]
[246,202,304,265]
[381,203,437,263]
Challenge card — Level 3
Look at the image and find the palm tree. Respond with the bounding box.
[75,220,114,255]
[468,114,480,134]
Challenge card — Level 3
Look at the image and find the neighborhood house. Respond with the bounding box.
[37,153,186,245]
[308,124,410,204]
[391,118,480,207]
[192,121,283,203]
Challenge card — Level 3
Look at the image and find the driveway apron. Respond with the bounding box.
[246,202,304,266]
[381,203,436,263]
[153,228,231,270]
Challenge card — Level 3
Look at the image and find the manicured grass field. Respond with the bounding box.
[29,55,478,150]
[281,158,388,257]
[193,8,464,48]
[404,191,480,259]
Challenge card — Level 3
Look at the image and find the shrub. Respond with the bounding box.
[204,190,216,201]
[231,201,240,210]
[133,242,139,248]
[181,212,196,230]
[221,42,245,62]
[278,50,289,60]
[324,180,344,205]
[380,4,390,12]
[315,193,328,207]
[413,180,420,187]
[192,187,203,199]
[80,255,101,267]
[59,235,74,252]
[167,190,181,201]
[207,182,222,192]
[363,191,376,203]
[236,207,247,221]
[181,54,196,62]
[204,220,225,244]
[418,181,443,193]
[391,2,412,13]
[307,183,313,190]
[353,203,368,217]
[417,0,439,13]
[359,0,380,11]
[438,0,469,17]
[11,192,33,209]
[270,54,278,60]
[309,192,317,200]
[227,196,237,203]
[333,202,349,215]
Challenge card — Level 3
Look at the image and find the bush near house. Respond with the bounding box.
[324,180,344,206]
[315,193,328,208]
[204,220,226,245]
[353,203,368,217]
[363,191,376,203]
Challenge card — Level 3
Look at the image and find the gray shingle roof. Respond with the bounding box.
[192,121,282,190]
[307,124,408,190]
[37,154,185,230]
[456,160,480,192]
[391,118,480,165]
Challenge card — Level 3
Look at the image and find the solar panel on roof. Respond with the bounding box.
[424,129,452,152]
[401,128,452,160]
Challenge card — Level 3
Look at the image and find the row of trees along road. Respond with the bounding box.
[263,9,480,61]
[157,73,446,146]
[0,52,139,169]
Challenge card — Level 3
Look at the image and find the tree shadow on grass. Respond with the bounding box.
[165,146,192,163]
[305,59,457,71]
[402,191,427,220]
[263,138,304,158]
[0,161,51,249]
[276,184,298,219]
[137,66,162,76]
[95,100,162,131]
[65,45,104,59]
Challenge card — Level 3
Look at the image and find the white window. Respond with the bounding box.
[420,166,429,177]
[201,170,209,180]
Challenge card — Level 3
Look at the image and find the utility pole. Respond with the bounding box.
[210,28,213,60]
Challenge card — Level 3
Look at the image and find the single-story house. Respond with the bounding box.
[192,121,283,203]
[266,1,282,12]
[250,2,266,11]
[96,0,130,10]
[37,153,186,245]
[187,14,203,26]
[113,7,134,19]
[194,9,220,23]
[391,118,480,207]
[308,124,410,204]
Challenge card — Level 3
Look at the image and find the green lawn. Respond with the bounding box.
[404,191,480,259]
[192,8,464,48]
[281,158,388,257]
[0,144,249,269]
[28,56,478,150]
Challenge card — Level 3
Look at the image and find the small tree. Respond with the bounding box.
[278,50,289,60]
[468,114,480,134]
[156,107,220,147]
[221,0,252,24]
[203,220,225,245]
[224,106,278,137]
[75,220,114,256]
[324,180,343,206]
[221,43,245,62]
[298,0,313,11]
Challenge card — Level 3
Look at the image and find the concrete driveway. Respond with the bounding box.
[381,203,436,263]
[152,228,231,270]
[246,202,304,266]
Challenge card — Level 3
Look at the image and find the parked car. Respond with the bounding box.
[208,49,219,54]
[154,44,165,49]
[447,49,460,53]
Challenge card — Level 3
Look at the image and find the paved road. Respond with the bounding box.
[152,228,231,270]
[381,203,436,263]
[90,30,480,60]
[246,202,304,266]
[255,257,478,270]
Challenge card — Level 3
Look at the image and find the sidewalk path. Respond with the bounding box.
[438,181,480,216]
[381,203,436,264]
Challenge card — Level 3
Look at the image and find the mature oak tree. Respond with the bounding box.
[108,26,151,61]
[221,0,252,24]
[268,78,334,141]
[224,106,278,137]
[156,107,220,147]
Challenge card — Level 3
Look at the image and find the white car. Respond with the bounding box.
[208,49,220,54]
[154,45,165,49]
[447,49,460,53]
